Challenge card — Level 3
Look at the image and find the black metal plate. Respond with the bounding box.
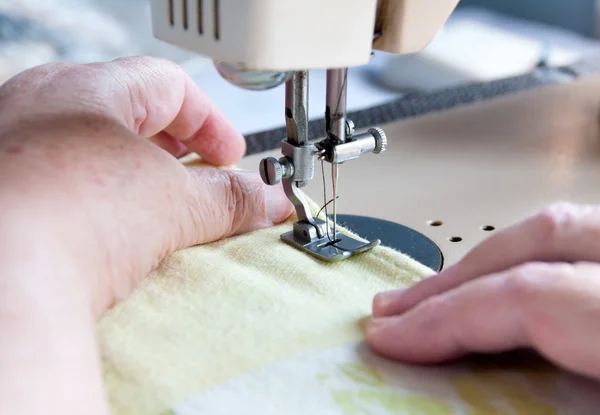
[334,214,444,272]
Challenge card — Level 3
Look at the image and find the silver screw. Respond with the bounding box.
[368,127,387,154]
[259,157,293,185]
[345,119,355,137]
[259,157,284,185]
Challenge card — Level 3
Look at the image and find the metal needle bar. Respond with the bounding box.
[325,68,348,143]
[285,71,309,146]
[282,70,321,234]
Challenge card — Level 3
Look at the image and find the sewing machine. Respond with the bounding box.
[149,0,459,266]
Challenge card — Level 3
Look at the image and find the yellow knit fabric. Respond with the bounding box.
[98,202,433,413]
[98,159,598,415]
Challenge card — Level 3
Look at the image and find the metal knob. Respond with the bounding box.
[214,61,292,91]
[369,127,387,154]
[260,157,291,185]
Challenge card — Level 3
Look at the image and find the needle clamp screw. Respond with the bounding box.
[259,157,294,185]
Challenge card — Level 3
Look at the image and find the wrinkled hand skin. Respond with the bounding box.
[367,202,600,381]
[0,56,293,316]
[0,56,292,415]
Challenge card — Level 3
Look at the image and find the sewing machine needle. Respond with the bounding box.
[332,163,338,241]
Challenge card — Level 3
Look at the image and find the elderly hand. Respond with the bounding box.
[367,203,600,380]
[0,56,292,415]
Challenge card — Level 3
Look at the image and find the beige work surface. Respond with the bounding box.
[239,75,600,267]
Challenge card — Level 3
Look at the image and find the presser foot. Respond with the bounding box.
[280,218,380,263]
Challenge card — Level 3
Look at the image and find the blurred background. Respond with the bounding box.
[2,0,600,136]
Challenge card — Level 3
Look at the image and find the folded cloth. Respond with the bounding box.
[98,159,600,415]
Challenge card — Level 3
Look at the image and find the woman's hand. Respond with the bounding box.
[367,203,600,380]
[0,56,292,415]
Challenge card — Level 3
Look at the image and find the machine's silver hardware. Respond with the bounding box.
[317,127,388,164]
[260,69,385,262]
[291,221,324,243]
[282,71,312,189]
[332,163,339,241]
[281,218,380,263]
[370,127,387,154]
[213,61,292,91]
[259,157,293,186]
[324,67,347,245]
[285,71,309,145]
[325,68,348,142]
[280,140,315,185]
[253,67,388,262]
[256,70,381,262]
[277,71,324,240]
[282,175,324,233]
[345,119,355,137]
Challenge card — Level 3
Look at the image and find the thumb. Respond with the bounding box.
[181,168,294,245]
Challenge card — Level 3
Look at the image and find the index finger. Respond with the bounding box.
[373,202,600,317]
[96,56,245,165]
[368,262,600,380]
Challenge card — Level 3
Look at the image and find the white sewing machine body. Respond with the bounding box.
[149,0,459,70]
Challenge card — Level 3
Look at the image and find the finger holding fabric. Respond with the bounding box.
[367,203,600,380]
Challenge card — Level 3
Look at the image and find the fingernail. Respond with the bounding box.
[373,289,407,315]
[265,185,293,223]
[375,289,407,305]
[366,317,393,337]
